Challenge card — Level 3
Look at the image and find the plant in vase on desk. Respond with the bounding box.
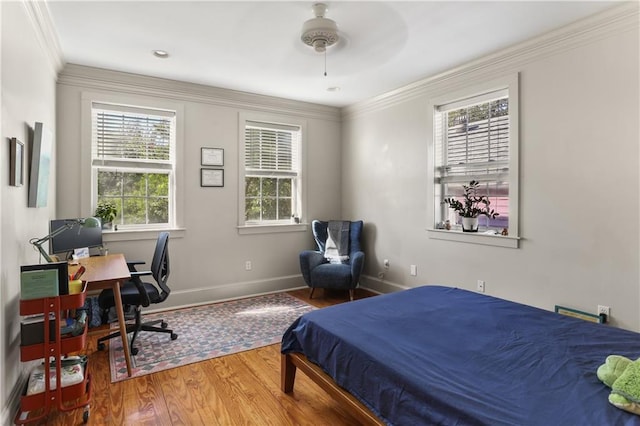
[443,180,499,232]
[94,200,117,230]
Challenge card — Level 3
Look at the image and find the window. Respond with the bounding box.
[91,103,176,229]
[241,119,302,226]
[435,91,509,229]
[428,75,519,247]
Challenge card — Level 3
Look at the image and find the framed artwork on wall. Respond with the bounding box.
[201,147,224,167]
[10,137,24,186]
[28,122,53,207]
[201,168,224,187]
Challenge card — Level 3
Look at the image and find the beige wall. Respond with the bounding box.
[56,66,342,308]
[342,4,640,331]
[1,1,60,422]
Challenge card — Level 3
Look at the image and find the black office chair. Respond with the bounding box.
[97,232,177,355]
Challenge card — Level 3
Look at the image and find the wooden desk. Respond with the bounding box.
[70,254,133,377]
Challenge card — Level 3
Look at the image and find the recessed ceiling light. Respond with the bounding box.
[327,87,341,92]
[152,50,169,58]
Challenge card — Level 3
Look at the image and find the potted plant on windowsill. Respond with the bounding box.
[443,180,499,232]
[95,200,118,230]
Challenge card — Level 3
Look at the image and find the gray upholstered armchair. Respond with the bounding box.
[299,220,365,301]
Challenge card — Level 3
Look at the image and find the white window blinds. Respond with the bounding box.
[92,103,175,167]
[435,90,509,184]
[245,121,300,177]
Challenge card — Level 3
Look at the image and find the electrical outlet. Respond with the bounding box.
[477,280,485,293]
[410,265,417,276]
[384,259,390,269]
[598,305,610,317]
[245,261,252,271]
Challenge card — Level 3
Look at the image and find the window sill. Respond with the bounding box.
[427,228,520,248]
[102,227,186,242]
[238,223,308,235]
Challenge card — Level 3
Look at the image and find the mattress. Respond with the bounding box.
[282,285,640,425]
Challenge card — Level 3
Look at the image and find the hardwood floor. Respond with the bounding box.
[21,288,377,425]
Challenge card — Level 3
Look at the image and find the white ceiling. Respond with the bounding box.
[46,1,617,107]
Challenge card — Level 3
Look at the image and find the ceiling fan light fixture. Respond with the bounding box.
[312,39,327,53]
[301,3,339,53]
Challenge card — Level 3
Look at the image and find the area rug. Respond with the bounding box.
[108,292,315,382]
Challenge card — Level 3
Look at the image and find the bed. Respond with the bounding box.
[281,285,640,425]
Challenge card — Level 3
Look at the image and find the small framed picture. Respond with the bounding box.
[201,168,224,187]
[73,247,90,259]
[10,137,24,186]
[201,147,224,167]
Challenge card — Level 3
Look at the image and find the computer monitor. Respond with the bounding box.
[49,218,103,257]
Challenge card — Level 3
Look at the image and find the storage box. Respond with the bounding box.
[20,315,56,346]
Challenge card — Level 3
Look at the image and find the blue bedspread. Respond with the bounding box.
[281,286,640,425]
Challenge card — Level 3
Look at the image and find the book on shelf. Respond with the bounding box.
[20,262,69,297]
[20,269,58,300]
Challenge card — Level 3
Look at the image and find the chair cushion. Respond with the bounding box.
[98,281,161,309]
[310,263,353,289]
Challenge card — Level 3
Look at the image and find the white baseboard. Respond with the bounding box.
[142,274,405,315]
[359,274,410,294]
[143,275,307,313]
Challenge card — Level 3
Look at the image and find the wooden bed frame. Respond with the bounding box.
[281,353,385,425]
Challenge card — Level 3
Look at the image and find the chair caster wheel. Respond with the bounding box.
[171,333,178,340]
[131,347,139,356]
[161,321,168,329]
[98,342,105,351]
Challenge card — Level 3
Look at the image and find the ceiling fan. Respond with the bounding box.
[300,2,340,53]
[300,3,340,76]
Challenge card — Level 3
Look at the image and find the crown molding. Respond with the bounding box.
[342,2,639,119]
[22,0,64,75]
[57,64,341,123]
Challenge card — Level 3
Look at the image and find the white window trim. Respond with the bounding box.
[102,227,186,243]
[237,111,307,235]
[80,92,185,232]
[426,73,520,248]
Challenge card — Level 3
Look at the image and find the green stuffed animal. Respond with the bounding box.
[597,355,640,416]
[598,355,633,387]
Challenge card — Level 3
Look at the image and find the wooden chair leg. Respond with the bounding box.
[309,288,316,299]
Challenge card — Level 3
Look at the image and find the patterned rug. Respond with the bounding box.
[108,292,315,382]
